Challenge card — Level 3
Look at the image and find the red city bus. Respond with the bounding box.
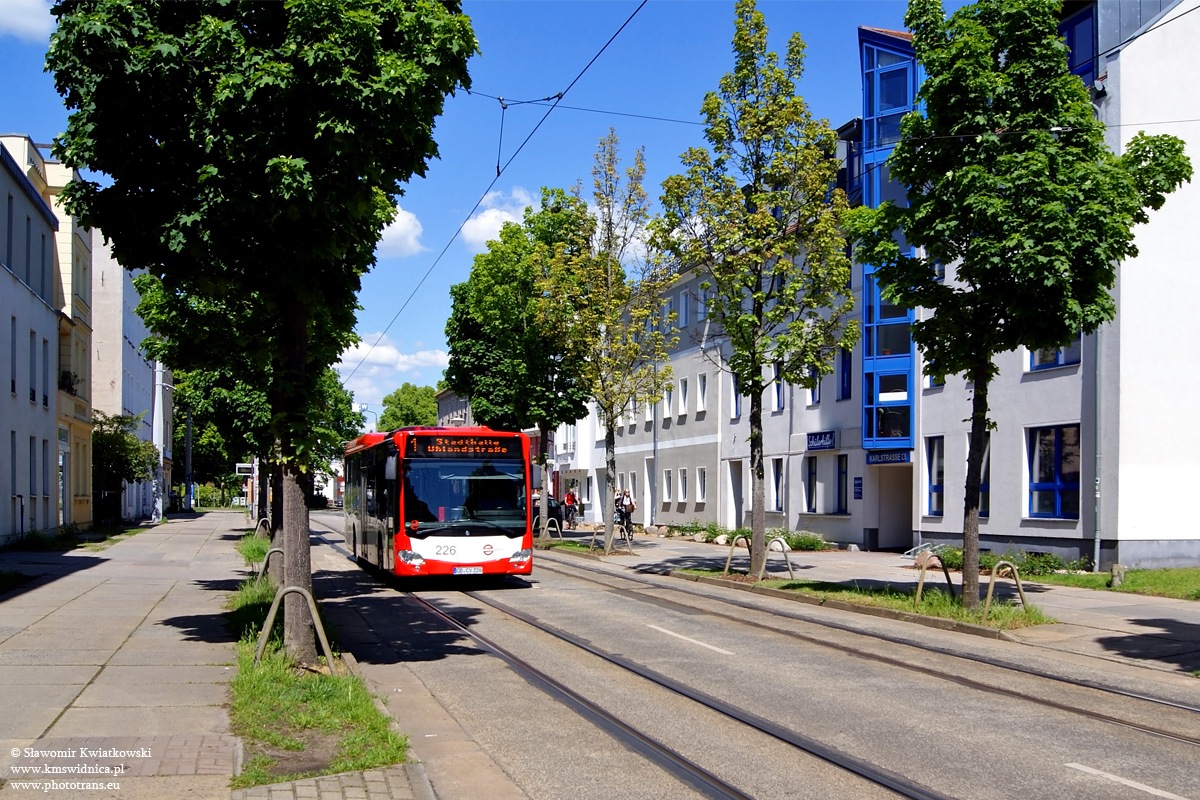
[343,427,533,577]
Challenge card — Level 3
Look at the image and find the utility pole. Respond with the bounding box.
[184,408,193,511]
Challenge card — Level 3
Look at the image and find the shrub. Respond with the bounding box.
[784,531,828,551]
[703,522,727,543]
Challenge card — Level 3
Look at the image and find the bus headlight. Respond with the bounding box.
[509,548,532,563]
[398,550,426,566]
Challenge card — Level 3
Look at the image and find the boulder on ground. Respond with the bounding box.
[714,534,729,546]
[693,533,706,543]
[768,539,786,552]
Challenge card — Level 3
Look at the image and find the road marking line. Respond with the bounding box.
[647,624,734,655]
[1066,763,1192,799]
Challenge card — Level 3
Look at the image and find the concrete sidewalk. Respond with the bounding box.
[559,529,1200,677]
[0,512,246,798]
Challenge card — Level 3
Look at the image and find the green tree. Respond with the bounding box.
[92,411,159,494]
[445,188,594,536]
[555,130,676,553]
[50,0,475,662]
[378,382,438,430]
[653,0,857,575]
[846,0,1192,606]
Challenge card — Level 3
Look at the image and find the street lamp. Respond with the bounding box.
[357,403,379,432]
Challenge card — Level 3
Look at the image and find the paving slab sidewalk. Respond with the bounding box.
[0,512,247,798]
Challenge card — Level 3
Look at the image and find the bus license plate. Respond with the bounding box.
[453,566,483,575]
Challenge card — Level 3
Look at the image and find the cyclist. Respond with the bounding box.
[564,487,578,529]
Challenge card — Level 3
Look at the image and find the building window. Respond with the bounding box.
[771,458,784,511]
[24,217,31,285]
[838,347,852,400]
[809,367,820,406]
[805,456,817,513]
[698,373,707,412]
[41,339,48,407]
[679,293,689,327]
[586,475,593,504]
[679,468,688,502]
[663,469,673,503]
[698,287,709,321]
[1030,425,1080,518]
[697,467,707,503]
[732,375,741,419]
[664,386,673,418]
[1060,4,1096,86]
[628,473,637,501]
[773,362,785,411]
[28,331,36,404]
[679,378,688,415]
[29,436,37,498]
[927,436,944,516]
[836,455,848,514]
[663,297,673,329]
[1030,335,1082,370]
[40,234,47,299]
[5,195,13,268]
[10,316,16,395]
[980,433,991,518]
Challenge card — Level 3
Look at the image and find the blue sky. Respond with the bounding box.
[1,0,945,416]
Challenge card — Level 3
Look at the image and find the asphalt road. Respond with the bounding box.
[309,511,1200,800]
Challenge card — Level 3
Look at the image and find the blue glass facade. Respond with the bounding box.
[858,29,922,452]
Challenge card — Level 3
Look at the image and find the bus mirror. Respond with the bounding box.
[385,454,398,481]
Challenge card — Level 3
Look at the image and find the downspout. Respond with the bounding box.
[1093,326,1103,572]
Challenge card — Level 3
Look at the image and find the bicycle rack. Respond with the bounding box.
[756,537,797,581]
[915,554,956,604]
[589,523,634,555]
[254,548,284,582]
[253,517,272,539]
[253,585,336,670]
[982,560,1028,619]
[542,517,563,540]
[723,536,797,579]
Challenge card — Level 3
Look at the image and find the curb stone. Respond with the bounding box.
[671,570,1018,641]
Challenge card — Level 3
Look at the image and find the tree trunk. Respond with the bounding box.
[961,362,992,610]
[749,381,766,576]
[602,418,617,553]
[281,457,316,663]
[256,458,269,529]
[268,460,285,586]
[537,423,550,540]
[278,297,317,664]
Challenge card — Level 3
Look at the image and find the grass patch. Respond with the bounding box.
[1031,568,1200,600]
[539,539,595,553]
[684,570,1051,629]
[0,570,34,595]
[225,578,406,789]
[237,532,273,566]
[0,525,151,554]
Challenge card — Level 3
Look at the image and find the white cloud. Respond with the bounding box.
[336,333,448,419]
[376,206,426,258]
[0,0,54,41]
[461,186,534,253]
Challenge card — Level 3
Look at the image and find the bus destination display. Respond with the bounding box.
[406,435,521,459]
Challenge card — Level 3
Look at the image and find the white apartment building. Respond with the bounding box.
[91,236,173,522]
[1,142,60,543]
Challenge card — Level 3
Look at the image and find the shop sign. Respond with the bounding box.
[806,430,837,451]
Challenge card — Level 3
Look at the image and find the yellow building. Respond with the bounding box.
[0,136,94,530]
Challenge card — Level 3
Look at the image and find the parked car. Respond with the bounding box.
[531,496,565,529]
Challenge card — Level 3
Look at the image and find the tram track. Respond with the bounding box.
[536,552,1200,722]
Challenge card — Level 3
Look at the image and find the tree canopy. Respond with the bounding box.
[378,382,438,430]
[846,0,1192,604]
[653,0,857,574]
[48,0,476,661]
[92,411,159,494]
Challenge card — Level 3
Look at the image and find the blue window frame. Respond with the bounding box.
[1060,5,1096,87]
[838,347,852,400]
[980,434,991,518]
[862,44,915,149]
[927,436,944,516]
[805,456,817,513]
[1029,426,1080,518]
[1030,335,1082,370]
[836,454,848,514]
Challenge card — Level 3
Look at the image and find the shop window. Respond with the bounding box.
[805,456,818,513]
[772,458,784,511]
[836,454,848,514]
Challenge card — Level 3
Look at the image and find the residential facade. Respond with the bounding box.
[1,141,61,543]
[550,0,1198,569]
[91,236,173,522]
[1,136,96,531]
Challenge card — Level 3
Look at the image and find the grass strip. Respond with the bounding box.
[0,570,34,595]
[539,540,594,553]
[1029,568,1200,600]
[683,570,1052,630]
[225,578,407,789]
[236,532,272,566]
[1,525,151,554]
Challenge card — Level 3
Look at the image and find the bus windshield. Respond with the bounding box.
[402,458,527,536]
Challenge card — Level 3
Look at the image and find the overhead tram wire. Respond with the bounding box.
[343,0,649,383]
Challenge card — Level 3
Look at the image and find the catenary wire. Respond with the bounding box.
[342,0,648,383]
